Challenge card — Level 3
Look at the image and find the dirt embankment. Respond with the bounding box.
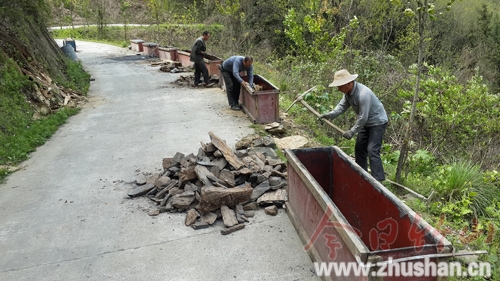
[0,2,87,112]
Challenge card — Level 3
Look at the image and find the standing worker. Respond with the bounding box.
[221,56,254,111]
[319,69,388,181]
[190,31,214,87]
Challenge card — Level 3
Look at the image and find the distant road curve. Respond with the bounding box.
[47,24,150,31]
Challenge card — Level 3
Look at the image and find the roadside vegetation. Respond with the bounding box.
[7,0,500,278]
[0,2,90,182]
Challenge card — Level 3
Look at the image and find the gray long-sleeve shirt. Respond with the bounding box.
[324,82,388,133]
[221,56,254,86]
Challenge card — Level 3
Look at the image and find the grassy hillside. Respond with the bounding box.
[0,1,90,182]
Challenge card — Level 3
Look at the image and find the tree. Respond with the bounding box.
[119,0,132,42]
[90,0,107,39]
[395,0,461,182]
[145,0,170,42]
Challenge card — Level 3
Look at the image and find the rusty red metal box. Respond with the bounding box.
[130,39,144,52]
[143,42,159,57]
[286,146,454,281]
[239,74,280,124]
[158,47,179,61]
[177,50,222,77]
[177,50,192,67]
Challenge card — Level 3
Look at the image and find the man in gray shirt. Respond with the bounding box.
[320,69,388,181]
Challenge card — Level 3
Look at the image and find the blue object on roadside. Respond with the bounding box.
[63,38,76,51]
[61,44,79,61]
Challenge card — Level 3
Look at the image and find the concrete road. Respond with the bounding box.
[0,41,318,281]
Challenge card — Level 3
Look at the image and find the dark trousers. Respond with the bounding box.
[194,61,210,85]
[355,122,388,181]
[221,69,241,107]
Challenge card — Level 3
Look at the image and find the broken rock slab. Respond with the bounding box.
[265,205,278,216]
[221,224,245,235]
[235,134,261,150]
[250,180,271,201]
[172,191,195,209]
[196,184,253,214]
[191,222,210,230]
[273,135,309,150]
[128,183,155,198]
[220,205,238,227]
[243,202,259,211]
[185,209,200,226]
[258,189,288,206]
[200,212,217,225]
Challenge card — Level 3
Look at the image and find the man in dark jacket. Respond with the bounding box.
[190,31,213,87]
[221,56,254,110]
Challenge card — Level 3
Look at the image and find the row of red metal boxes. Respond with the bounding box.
[130,39,281,124]
[130,39,176,60]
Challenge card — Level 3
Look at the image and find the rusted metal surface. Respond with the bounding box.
[143,42,159,57]
[286,146,453,281]
[158,47,179,61]
[177,50,222,77]
[177,50,191,67]
[203,54,222,78]
[130,39,144,52]
[239,74,280,124]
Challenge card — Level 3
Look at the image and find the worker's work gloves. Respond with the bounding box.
[342,130,355,140]
[318,113,330,120]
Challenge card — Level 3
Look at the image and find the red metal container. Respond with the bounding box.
[158,47,179,61]
[177,50,192,67]
[286,146,453,281]
[142,42,159,57]
[239,74,280,124]
[130,39,144,52]
[177,50,222,77]
[204,53,223,77]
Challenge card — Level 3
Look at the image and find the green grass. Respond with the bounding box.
[0,51,88,183]
[58,60,91,92]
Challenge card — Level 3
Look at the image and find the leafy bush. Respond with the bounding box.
[397,64,500,168]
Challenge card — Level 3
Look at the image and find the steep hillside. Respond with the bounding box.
[48,0,150,27]
[0,1,89,178]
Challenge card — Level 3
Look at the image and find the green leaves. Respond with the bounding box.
[282,4,349,63]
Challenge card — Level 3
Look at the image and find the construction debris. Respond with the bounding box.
[21,68,87,120]
[171,74,219,88]
[127,132,288,234]
[273,135,309,150]
[265,122,286,135]
[156,61,191,73]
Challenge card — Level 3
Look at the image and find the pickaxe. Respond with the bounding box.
[286,86,345,134]
[287,87,433,202]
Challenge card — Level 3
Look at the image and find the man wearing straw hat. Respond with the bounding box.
[319,69,388,181]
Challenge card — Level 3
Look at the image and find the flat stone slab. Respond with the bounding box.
[220,205,238,227]
[200,212,217,225]
[196,184,252,214]
[221,223,245,235]
[128,183,155,197]
[251,180,271,201]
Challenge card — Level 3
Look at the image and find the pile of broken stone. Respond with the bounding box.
[127,132,288,235]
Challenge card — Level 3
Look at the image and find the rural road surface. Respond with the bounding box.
[0,41,318,280]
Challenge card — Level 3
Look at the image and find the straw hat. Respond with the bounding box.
[329,69,358,87]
